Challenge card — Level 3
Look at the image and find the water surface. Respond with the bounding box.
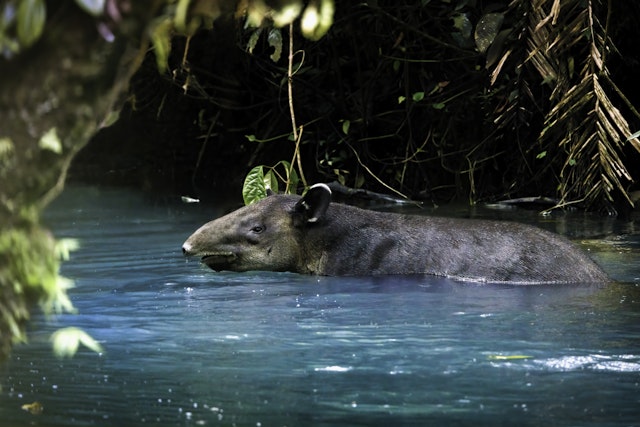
[1,186,639,426]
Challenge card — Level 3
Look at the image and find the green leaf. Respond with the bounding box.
[174,0,191,34]
[149,17,173,73]
[38,127,61,153]
[73,0,105,16]
[474,12,504,54]
[536,151,547,159]
[300,0,334,41]
[341,119,350,135]
[246,28,262,55]
[287,167,299,193]
[398,95,406,104]
[412,91,425,102]
[268,28,282,62]
[17,0,46,48]
[51,327,103,359]
[0,137,15,161]
[243,166,267,205]
[263,169,279,193]
[431,102,446,110]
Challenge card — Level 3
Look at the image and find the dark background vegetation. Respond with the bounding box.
[70,0,640,213]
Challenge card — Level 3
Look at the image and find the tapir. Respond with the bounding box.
[182,183,608,284]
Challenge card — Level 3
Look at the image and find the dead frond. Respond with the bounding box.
[530,0,640,209]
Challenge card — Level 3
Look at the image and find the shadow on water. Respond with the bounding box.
[1,185,639,426]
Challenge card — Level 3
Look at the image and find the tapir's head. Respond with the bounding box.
[182,184,332,273]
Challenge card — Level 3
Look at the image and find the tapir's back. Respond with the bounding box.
[307,203,607,284]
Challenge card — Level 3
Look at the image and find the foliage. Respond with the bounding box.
[0,225,80,362]
[0,0,101,57]
[231,0,639,209]
[243,161,299,204]
[51,327,104,359]
[489,0,640,211]
[148,0,334,73]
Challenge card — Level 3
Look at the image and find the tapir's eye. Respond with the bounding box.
[250,225,265,233]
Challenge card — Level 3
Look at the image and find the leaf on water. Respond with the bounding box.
[487,354,533,360]
[21,401,43,415]
[51,327,103,359]
[243,165,267,205]
[181,196,200,203]
[38,127,61,154]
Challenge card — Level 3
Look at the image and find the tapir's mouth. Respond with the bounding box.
[201,252,237,270]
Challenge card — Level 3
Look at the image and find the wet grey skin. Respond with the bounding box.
[182,184,609,284]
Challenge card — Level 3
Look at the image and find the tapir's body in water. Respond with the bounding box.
[182,184,608,284]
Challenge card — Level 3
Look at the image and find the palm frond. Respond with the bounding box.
[531,0,640,208]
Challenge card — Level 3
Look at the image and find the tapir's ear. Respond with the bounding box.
[266,187,275,197]
[293,183,332,226]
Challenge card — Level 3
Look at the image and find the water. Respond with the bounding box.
[1,186,639,426]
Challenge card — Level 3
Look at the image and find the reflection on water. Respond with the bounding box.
[1,186,639,426]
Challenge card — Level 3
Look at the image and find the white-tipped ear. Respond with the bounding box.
[293,183,332,225]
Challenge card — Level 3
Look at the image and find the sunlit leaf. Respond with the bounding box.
[38,127,61,154]
[272,3,302,27]
[452,13,472,40]
[51,327,103,358]
[149,17,173,73]
[474,12,504,53]
[246,28,261,54]
[243,165,267,205]
[301,0,334,40]
[263,169,279,193]
[268,28,282,62]
[536,151,547,159]
[17,0,46,47]
[0,137,14,160]
[54,238,80,261]
[342,119,350,135]
[73,0,104,16]
[174,0,191,34]
[412,91,425,102]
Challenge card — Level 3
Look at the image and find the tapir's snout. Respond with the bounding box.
[182,241,192,256]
